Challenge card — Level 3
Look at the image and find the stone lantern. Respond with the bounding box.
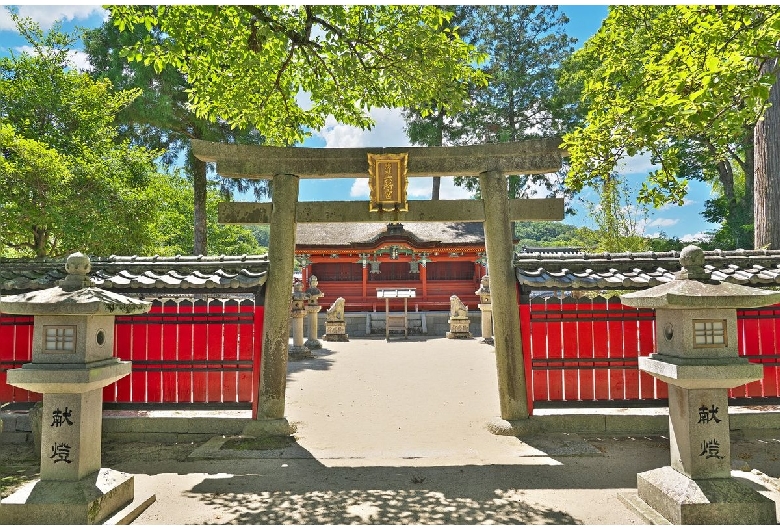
[304,275,324,350]
[288,280,311,359]
[620,245,780,525]
[0,253,152,525]
[476,274,493,345]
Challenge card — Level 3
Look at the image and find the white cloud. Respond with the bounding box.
[68,50,91,71]
[14,44,92,71]
[315,107,411,148]
[438,177,473,200]
[350,178,369,198]
[647,218,679,228]
[0,6,106,31]
[681,232,713,243]
[617,151,659,175]
[656,198,695,211]
[407,177,432,199]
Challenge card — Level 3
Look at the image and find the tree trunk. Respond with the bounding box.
[743,127,755,210]
[192,155,208,255]
[754,58,780,250]
[431,111,445,200]
[32,226,47,258]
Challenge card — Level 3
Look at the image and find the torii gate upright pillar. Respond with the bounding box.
[255,174,299,427]
[481,170,528,421]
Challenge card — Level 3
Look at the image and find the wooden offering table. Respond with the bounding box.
[376,288,416,340]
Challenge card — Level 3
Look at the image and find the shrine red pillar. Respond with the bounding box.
[301,264,310,287]
[421,264,428,301]
[362,264,368,303]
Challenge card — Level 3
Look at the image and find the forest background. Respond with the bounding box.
[1,5,777,258]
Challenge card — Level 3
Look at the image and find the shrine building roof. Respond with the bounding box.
[0,254,268,295]
[515,248,780,291]
[295,222,485,249]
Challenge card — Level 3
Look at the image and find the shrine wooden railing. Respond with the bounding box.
[521,296,780,413]
[313,279,481,312]
[0,298,263,406]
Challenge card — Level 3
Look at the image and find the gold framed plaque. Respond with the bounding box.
[368,153,408,212]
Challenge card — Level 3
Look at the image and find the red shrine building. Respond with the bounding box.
[295,222,487,312]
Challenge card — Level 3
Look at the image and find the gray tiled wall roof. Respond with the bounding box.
[0,255,268,294]
[515,248,780,290]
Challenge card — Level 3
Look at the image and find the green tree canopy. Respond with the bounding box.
[150,171,267,256]
[562,6,780,249]
[83,15,270,254]
[0,16,162,257]
[110,5,487,145]
[404,5,576,201]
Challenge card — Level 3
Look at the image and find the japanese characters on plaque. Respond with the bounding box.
[368,153,408,212]
[49,405,75,464]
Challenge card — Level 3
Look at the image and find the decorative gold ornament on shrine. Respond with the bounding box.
[368,153,408,212]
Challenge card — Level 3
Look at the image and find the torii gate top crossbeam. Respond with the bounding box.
[191,138,565,179]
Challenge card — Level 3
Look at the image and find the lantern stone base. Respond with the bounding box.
[0,468,137,525]
[446,317,472,339]
[304,338,322,350]
[288,345,312,360]
[632,466,776,525]
[323,321,349,342]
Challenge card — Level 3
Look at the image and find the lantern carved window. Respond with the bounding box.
[44,325,77,353]
[693,319,727,348]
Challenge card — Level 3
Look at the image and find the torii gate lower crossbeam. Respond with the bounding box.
[192,138,566,435]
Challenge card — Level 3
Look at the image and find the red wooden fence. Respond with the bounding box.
[0,298,263,406]
[521,297,662,413]
[522,297,780,413]
[4,295,780,411]
[0,314,35,403]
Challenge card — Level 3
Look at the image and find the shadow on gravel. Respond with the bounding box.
[100,435,678,525]
[184,463,583,525]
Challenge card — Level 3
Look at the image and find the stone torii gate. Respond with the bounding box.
[192,138,565,434]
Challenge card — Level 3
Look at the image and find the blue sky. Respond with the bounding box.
[0,5,718,242]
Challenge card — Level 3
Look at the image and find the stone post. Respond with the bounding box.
[446,295,472,339]
[289,281,311,360]
[480,170,528,422]
[620,245,780,525]
[0,253,153,525]
[304,275,323,350]
[476,274,493,345]
[254,173,299,431]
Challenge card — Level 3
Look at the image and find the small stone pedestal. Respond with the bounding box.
[304,305,322,350]
[288,281,312,360]
[322,297,348,342]
[621,245,780,525]
[447,317,472,339]
[304,276,323,350]
[0,253,153,525]
[476,275,493,344]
